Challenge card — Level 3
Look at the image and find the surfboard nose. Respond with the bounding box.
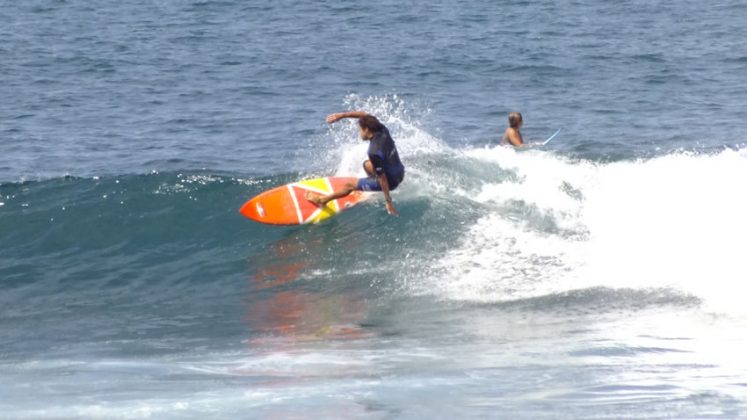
[239,198,264,222]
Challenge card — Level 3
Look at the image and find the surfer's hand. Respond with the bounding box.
[326,113,342,124]
[386,201,398,216]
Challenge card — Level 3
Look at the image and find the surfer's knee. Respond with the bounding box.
[345,181,358,192]
[363,160,375,176]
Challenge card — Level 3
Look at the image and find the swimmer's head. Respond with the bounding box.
[508,112,523,129]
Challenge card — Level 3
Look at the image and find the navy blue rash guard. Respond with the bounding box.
[363,126,405,190]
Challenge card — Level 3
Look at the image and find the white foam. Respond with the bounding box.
[432,146,747,314]
[327,94,449,178]
[578,148,747,311]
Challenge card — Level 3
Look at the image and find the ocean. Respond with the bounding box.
[2,0,747,418]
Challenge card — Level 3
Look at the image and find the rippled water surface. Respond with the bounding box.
[2,0,747,418]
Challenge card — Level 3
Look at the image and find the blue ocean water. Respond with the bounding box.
[2,0,747,418]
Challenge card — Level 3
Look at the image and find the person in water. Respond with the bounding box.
[305,111,405,216]
[501,111,525,147]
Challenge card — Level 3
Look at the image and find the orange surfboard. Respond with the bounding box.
[240,177,366,225]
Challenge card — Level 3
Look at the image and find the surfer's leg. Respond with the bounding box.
[306,162,374,206]
[356,177,381,192]
[305,181,358,206]
[356,160,385,191]
[306,161,376,206]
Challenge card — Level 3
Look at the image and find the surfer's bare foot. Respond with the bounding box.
[305,191,325,206]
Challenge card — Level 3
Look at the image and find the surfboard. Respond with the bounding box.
[515,128,562,150]
[240,177,366,225]
[542,128,562,145]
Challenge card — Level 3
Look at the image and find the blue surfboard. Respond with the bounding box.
[542,128,562,145]
[513,129,561,150]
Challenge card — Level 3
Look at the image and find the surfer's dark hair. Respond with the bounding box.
[358,115,384,133]
[508,112,523,129]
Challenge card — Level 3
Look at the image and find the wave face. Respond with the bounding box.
[3,96,747,418]
[7,95,746,309]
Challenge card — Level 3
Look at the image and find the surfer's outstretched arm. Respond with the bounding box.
[326,111,368,124]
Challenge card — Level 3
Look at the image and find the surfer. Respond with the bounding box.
[500,112,525,147]
[305,111,404,216]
